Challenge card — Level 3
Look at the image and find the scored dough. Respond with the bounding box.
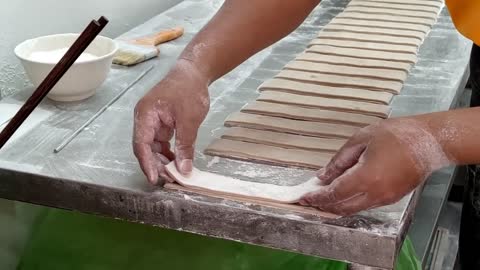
[225,112,361,139]
[222,127,346,153]
[204,139,334,170]
[360,0,443,8]
[241,101,382,127]
[296,53,412,73]
[257,91,391,118]
[307,45,417,63]
[337,12,436,26]
[284,60,407,82]
[330,18,430,33]
[276,69,404,94]
[309,37,419,54]
[317,31,422,47]
[323,24,425,40]
[348,1,440,13]
[259,78,395,104]
[344,6,439,20]
[165,162,324,203]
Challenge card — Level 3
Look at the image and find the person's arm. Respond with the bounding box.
[300,107,480,216]
[133,0,320,185]
[180,0,320,82]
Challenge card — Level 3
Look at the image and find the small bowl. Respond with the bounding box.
[15,33,118,102]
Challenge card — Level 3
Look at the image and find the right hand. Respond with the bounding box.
[133,60,210,185]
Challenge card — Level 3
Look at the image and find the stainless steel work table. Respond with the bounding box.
[0,0,472,269]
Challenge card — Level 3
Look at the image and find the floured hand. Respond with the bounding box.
[133,59,210,185]
[300,117,453,216]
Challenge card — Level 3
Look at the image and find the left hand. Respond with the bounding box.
[299,118,452,216]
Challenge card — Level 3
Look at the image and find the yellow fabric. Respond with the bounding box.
[446,0,480,44]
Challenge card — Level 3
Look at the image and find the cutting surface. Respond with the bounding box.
[0,0,472,269]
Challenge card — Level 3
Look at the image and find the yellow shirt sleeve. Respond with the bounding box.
[446,0,480,44]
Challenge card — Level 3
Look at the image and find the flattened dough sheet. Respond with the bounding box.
[259,78,395,104]
[323,24,425,40]
[165,182,340,218]
[225,112,361,139]
[307,45,417,63]
[309,37,419,54]
[285,60,407,82]
[242,101,382,127]
[337,12,436,26]
[276,69,404,94]
[330,18,430,33]
[221,127,346,153]
[165,162,323,203]
[317,31,422,47]
[257,91,391,118]
[296,52,412,73]
[204,139,334,170]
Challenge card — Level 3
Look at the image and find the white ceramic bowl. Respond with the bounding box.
[15,33,118,102]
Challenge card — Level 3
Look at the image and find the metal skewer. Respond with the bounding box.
[0,118,13,127]
[54,65,154,153]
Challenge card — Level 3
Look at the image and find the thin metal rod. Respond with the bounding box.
[0,118,13,127]
[54,65,154,153]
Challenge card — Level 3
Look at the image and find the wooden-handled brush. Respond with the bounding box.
[113,26,184,66]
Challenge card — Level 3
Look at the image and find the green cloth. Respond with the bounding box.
[17,209,420,270]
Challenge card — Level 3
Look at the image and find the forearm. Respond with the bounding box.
[415,107,480,165]
[178,0,320,83]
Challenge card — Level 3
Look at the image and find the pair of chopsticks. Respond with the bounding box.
[0,16,109,149]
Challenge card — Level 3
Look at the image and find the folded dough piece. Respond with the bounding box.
[309,38,418,54]
[295,53,412,73]
[284,60,408,82]
[330,18,430,33]
[323,24,426,40]
[165,162,323,203]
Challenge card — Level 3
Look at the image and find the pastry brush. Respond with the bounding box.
[113,26,184,66]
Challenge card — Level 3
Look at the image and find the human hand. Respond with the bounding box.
[300,118,453,216]
[133,60,210,185]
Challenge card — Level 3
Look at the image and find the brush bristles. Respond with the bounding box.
[113,51,147,66]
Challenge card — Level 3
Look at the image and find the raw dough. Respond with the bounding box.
[309,38,418,54]
[204,139,333,170]
[259,78,394,104]
[295,53,412,73]
[165,182,340,218]
[242,101,382,127]
[345,6,439,20]
[337,12,436,26]
[307,45,417,64]
[257,91,391,118]
[225,112,361,139]
[285,60,407,82]
[221,127,346,153]
[275,69,404,94]
[348,1,440,13]
[165,161,323,203]
[323,24,425,40]
[330,18,430,33]
[360,0,443,8]
[317,31,422,47]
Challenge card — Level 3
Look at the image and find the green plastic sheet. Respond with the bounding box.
[17,209,421,270]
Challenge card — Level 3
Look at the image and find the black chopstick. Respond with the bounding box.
[0,16,109,149]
